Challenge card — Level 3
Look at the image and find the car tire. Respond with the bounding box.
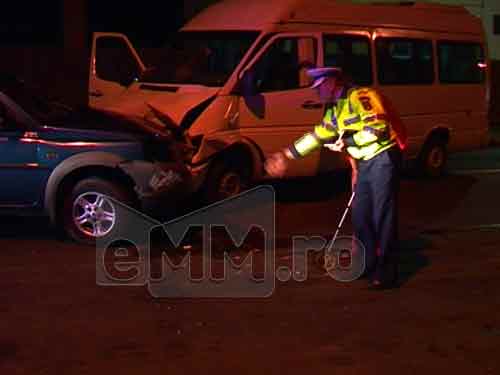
[61,177,134,245]
[417,137,448,178]
[202,158,252,204]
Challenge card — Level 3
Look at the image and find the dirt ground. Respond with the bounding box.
[1,37,500,372]
[2,173,500,374]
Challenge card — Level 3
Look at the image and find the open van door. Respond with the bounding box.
[88,32,146,110]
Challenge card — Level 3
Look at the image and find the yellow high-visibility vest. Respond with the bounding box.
[289,87,397,161]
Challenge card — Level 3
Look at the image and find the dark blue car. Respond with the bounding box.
[0,76,190,243]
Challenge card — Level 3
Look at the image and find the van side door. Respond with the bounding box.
[88,32,146,110]
[236,33,329,177]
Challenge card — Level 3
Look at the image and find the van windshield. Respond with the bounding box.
[139,31,259,87]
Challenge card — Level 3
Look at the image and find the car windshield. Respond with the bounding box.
[139,31,259,87]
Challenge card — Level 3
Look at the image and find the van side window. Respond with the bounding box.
[376,38,434,85]
[252,37,317,92]
[438,42,485,84]
[95,37,141,86]
[323,35,372,86]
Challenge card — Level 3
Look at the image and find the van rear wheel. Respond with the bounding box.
[417,138,448,178]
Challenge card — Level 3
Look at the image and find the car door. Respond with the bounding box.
[236,33,331,177]
[0,100,45,207]
[89,32,146,110]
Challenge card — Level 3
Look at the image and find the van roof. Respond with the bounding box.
[182,0,483,35]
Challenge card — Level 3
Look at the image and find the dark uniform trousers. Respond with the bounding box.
[352,147,401,283]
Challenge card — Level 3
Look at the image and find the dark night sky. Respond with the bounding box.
[87,0,185,47]
[0,0,185,47]
[0,1,64,45]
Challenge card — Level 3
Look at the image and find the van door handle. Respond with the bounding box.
[301,101,322,110]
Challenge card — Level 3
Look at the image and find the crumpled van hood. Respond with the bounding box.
[100,85,219,128]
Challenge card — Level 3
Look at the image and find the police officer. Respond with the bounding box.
[265,67,405,289]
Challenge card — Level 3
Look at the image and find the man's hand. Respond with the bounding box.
[324,139,345,152]
[264,152,288,178]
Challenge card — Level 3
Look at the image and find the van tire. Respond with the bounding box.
[61,177,134,245]
[417,137,448,178]
[202,158,252,204]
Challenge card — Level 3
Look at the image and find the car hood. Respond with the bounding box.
[99,84,219,129]
[41,107,173,141]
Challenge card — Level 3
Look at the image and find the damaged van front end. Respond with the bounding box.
[88,30,265,202]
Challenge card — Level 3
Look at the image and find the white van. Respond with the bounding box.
[89,0,490,201]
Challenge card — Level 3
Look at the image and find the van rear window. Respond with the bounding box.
[438,42,485,84]
[376,38,434,85]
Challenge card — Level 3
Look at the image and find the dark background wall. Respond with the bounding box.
[0,0,185,107]
[0,1,76,103]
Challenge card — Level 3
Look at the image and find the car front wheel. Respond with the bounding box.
[61,177,134,245]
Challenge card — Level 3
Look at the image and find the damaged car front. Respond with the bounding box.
[0,75,192,244]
